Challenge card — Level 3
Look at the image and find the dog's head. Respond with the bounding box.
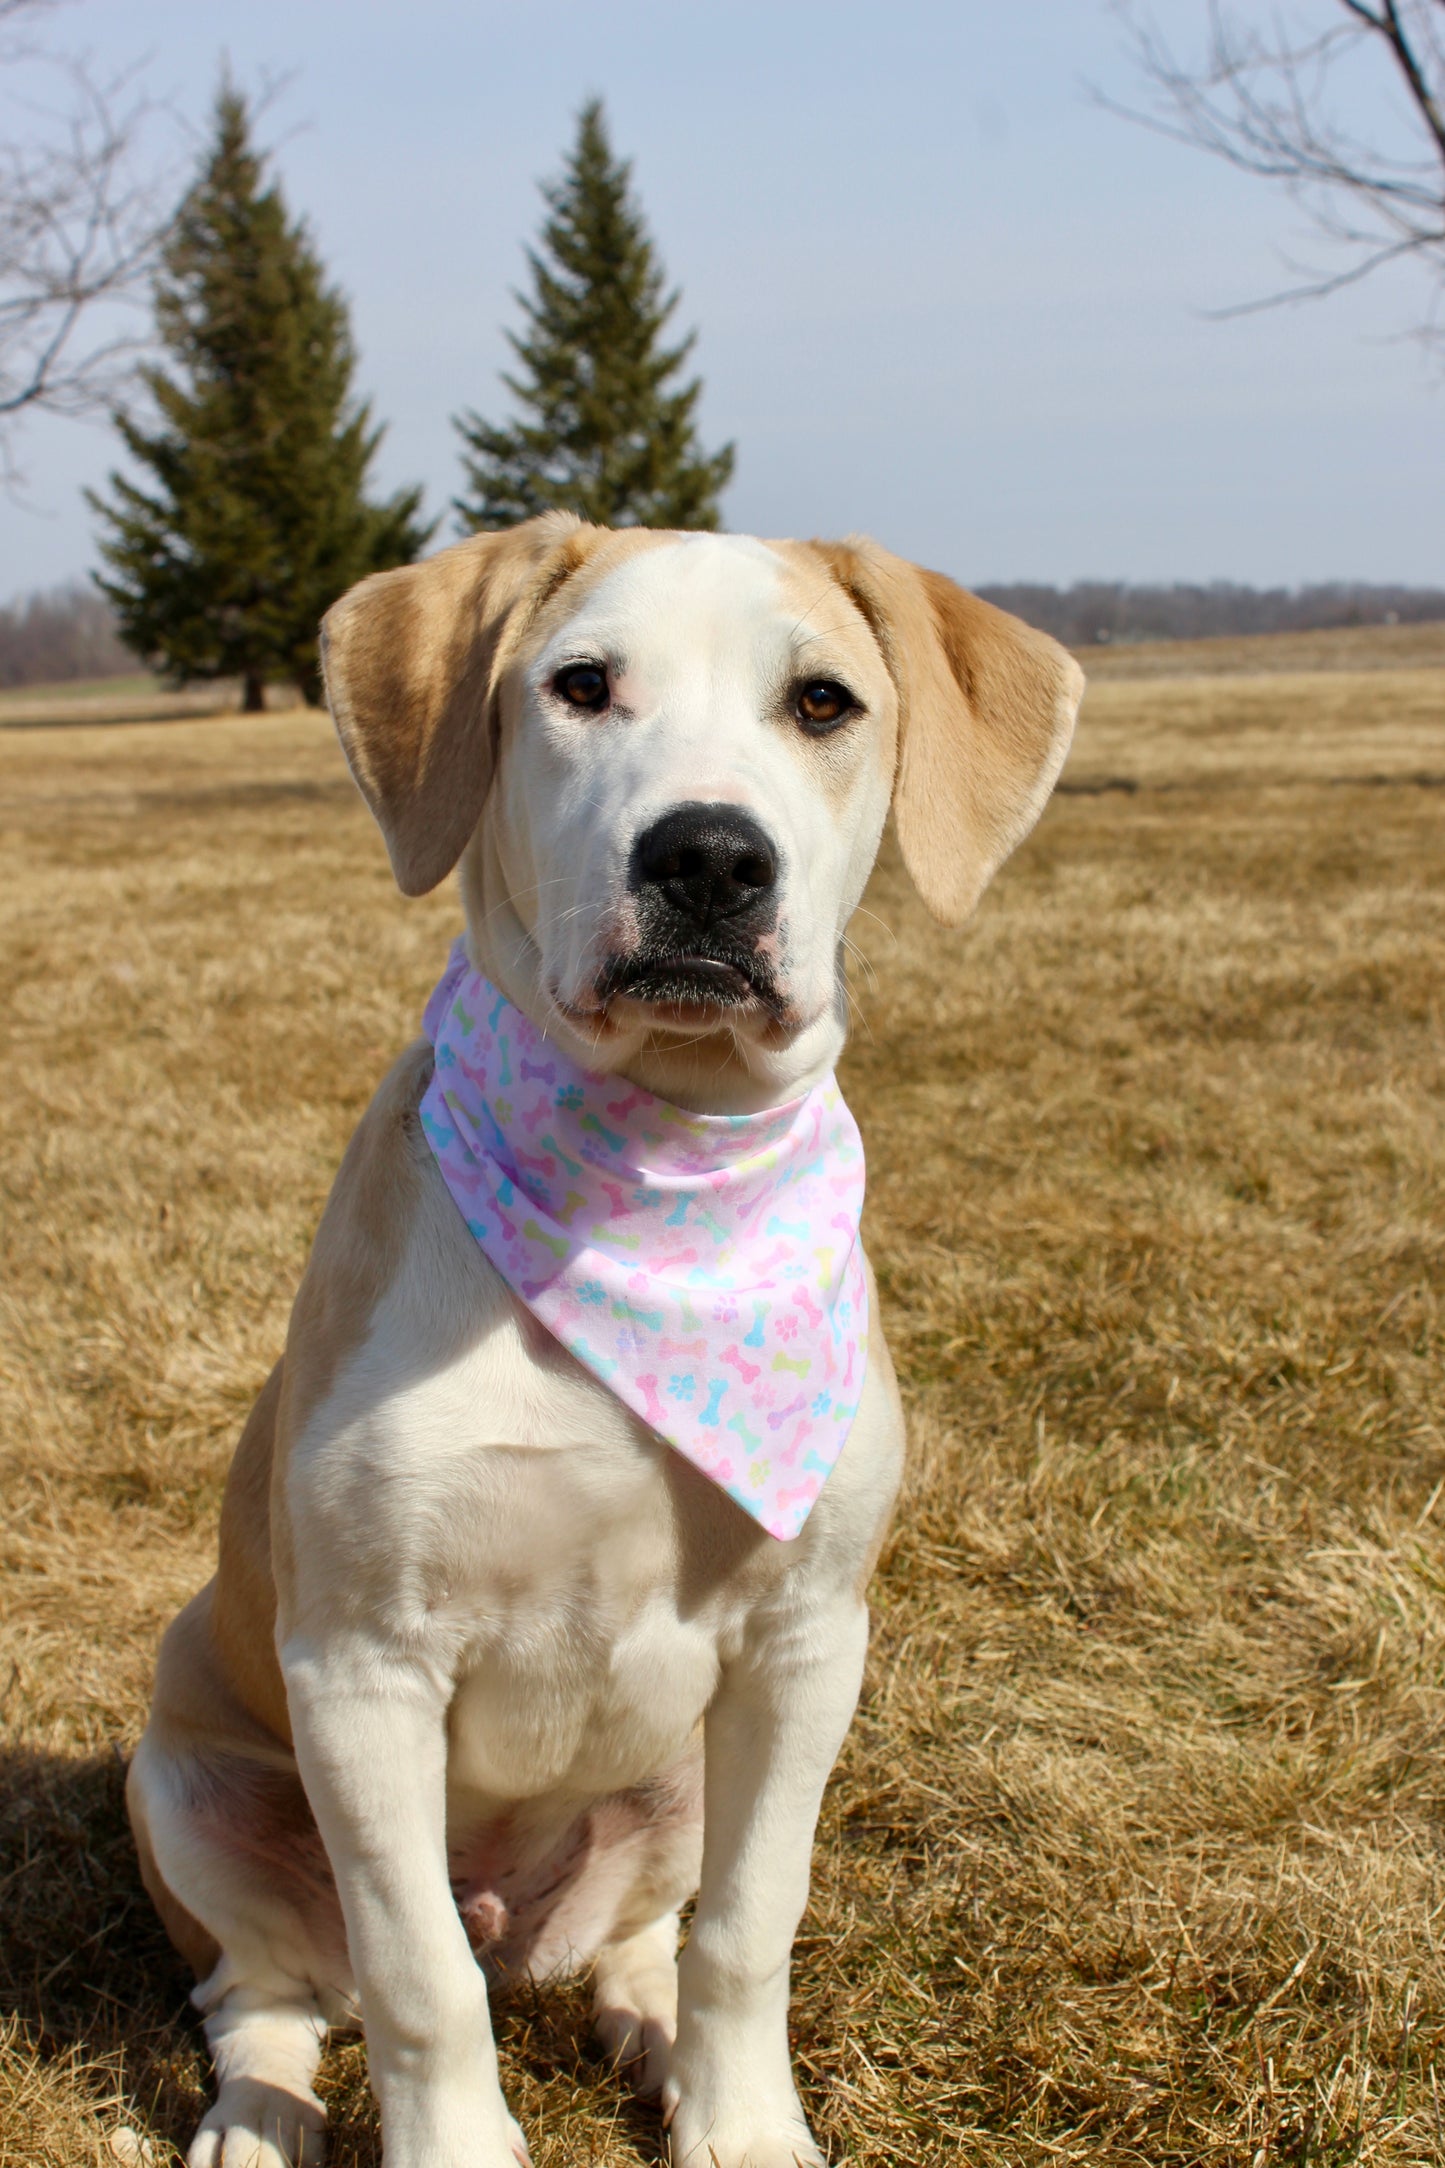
[322,514,1083,1104]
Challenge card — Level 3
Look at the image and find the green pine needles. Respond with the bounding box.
[90,86,432,710]
[454,100,734,533]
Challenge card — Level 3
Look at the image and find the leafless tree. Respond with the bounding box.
[0,0,173,479]
[1103,2,1445,347]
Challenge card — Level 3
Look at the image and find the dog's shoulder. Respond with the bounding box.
[271,1036,508,1459]
[314,1032,439,1284]
[273,1030,619,1461]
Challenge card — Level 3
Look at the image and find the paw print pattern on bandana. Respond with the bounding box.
[419,940,868,1541]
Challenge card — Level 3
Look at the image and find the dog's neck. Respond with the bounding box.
[458,839,848,1117]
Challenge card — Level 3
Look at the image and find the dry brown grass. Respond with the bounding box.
[0,676,304,729]
[2,642,1443,2165]
[1073,619,1445,680]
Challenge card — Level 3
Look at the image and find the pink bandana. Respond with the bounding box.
[418,940,868,1540]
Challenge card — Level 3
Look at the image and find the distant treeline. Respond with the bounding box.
[0,583,132,688]
[975,580,1445,648]
[3,573,1445,691]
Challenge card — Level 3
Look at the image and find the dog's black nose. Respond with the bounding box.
[630,803,779,929]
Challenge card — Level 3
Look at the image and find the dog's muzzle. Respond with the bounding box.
[600,800,784,1012]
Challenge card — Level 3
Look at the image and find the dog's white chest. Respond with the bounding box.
[445,1571,717,1803]
[285,1270,763,1805]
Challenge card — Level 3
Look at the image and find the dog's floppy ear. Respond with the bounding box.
[810,538,1084,925]
[321,512,595,897]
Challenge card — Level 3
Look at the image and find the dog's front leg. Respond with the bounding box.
[283,1637,526,2168]
[665,1598,869,2168]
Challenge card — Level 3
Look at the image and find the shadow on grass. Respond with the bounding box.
[0,1745,667,2164]
[0,1742,206,2153]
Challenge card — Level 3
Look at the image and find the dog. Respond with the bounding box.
[127,513,1083,2168]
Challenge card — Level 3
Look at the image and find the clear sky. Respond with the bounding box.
[3,0,1442,600]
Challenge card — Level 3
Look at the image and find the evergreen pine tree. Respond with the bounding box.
[91,84,432,711]
[454,100,733,533]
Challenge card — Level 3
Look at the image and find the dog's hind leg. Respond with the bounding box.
[130,1733,336,2165]
[130,1724,340,2166]
[128,1580,352,2168]
[188,1988,327,2168]
[592,1909,679,2097]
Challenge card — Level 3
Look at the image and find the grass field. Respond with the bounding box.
[0,675,303,729]
[2,636,1443,2166]
[1071,619,1445,681]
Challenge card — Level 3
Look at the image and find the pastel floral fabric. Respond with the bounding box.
[419,940,868,1539]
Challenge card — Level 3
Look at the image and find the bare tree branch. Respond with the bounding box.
[1098,0,1445,350]
[0,0,175,479]
[1343,1,1445,161]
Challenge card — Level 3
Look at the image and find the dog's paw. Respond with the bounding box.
[188,2078,326,2168]
[592,1912,679,2099]
[669,2125,826,2167]
[372,2086,529,2168]
[594,1995,674,2097]
[663,2080,826,2168]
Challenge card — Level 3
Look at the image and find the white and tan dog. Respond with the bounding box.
[127,514,1083,2168]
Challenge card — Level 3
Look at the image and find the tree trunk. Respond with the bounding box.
[241,670,266,713]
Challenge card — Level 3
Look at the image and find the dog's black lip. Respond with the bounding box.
[598,951,781,1015]
[629,958,754,999]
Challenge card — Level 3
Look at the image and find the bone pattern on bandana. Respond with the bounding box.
[418,940,868,1540]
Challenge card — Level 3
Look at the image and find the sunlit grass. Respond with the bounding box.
[2,643,1442,2164]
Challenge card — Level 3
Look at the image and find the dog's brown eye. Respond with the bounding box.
[555,663,609,711]
[796,680,854,733]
